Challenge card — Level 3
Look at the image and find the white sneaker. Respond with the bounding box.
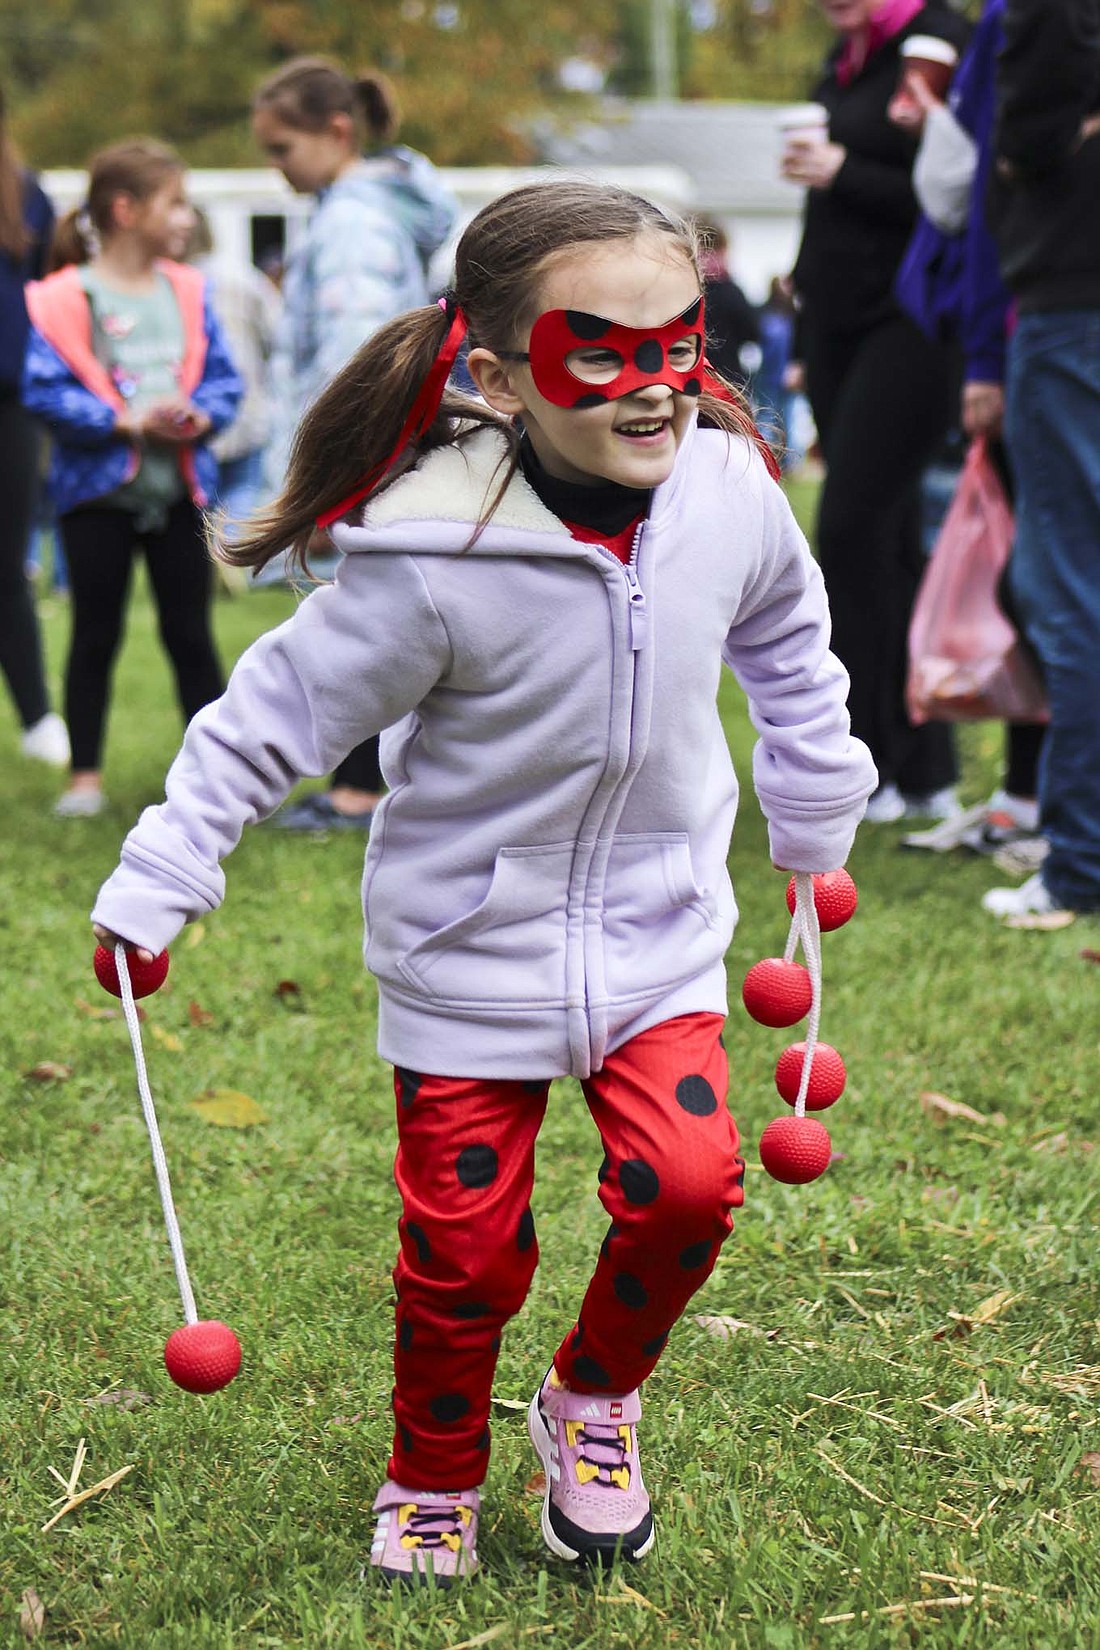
[21,712,70,768]
[901,785,961,823]
[901,798,990,852]
[981,872,1067,919]
[54,788,106,818]
[863,783,905,825]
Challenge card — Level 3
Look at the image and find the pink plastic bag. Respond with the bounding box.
[907,437,1048,724]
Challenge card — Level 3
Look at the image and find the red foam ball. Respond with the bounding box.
[94,944,170,1000]
[775,1041,847,1110]
[741,958,813,1027]
[759,1114,832,1184]
[785,869,858,932]
[164,1320,242,1394]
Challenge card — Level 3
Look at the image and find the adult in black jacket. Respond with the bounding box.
[981,0,1100,919]
[784,0,970,824]
[0,85,68,770]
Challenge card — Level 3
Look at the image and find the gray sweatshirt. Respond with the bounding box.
[92,420,877,1080]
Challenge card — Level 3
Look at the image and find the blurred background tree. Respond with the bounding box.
[1,0,975,167]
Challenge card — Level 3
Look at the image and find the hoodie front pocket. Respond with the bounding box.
[600,833,723,1000]
[397,844,574,1006]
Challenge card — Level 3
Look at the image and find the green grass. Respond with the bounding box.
[3,529,1099,1650]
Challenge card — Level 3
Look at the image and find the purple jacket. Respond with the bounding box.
[92,422,876,1080]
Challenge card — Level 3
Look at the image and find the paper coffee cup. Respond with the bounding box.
[899,35,959,102]
[778,102,829,145]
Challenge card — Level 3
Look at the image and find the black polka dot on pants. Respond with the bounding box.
[456,1144,498,1188]
[675,1073,718,1116]
[430,1392,470,1424]
[572,1355,612,1388]
[613,1272,649,1309]
[679,1240,711,1269]
[619,1158,660,1205]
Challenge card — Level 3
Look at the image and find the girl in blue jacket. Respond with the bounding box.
[92,180,875,1584]
[22,139,241,817]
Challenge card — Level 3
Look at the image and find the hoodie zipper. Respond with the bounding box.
[596,523,649,651]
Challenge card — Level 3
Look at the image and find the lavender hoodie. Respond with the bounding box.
[92,421,876,1080]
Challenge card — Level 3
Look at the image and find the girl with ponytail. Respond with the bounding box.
[92,178,876,1584]
[250,54,458,832]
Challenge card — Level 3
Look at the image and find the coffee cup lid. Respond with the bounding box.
[778,102,828,128]
[900,34,959,66]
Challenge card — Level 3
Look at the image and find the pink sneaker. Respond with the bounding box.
[527,1367,654,1563]
[368,1480,480,1585]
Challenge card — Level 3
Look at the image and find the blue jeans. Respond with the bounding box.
[1005,310,1100,910]
[213,447,266,524]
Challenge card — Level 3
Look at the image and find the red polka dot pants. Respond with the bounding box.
[388,1012,744,1490]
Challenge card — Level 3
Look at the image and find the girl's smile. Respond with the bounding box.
[469,235,704,490]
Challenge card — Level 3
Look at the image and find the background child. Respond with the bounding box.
[91,180,876,1584]
[251,55,457,832]
[22,138,241,817]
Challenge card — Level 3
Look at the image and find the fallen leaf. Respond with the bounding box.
[187,1000,214,1028]
[1081,950,1100,966]
[524,1470,546,1495]
[328,1413,363,1428]
[1078,1452,1100,1486]
[933,1321,972,1342]
[149,1025,183,1052]
[74,995,121,1021]
[23,1062,72,1082]
[489,1396,528,1414]
[692,1314,766,1340]
[184,922,206,949]
[19,1588,45,1640]
[919,1092,1006,1127]
[82,1389,152,1411]
[274,978,307,1012]
[189,1088,269,1128]
[1004,909,1075,931]
[947,1290,1017,1329]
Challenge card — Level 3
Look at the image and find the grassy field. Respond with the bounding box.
[2,512,1099,1650]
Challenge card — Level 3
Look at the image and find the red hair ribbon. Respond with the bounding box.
[315,300,469,531]
[702,364,782,483]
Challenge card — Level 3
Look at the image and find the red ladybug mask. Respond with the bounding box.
[500,298,706,408]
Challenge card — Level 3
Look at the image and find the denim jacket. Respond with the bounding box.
[22,260,242,517]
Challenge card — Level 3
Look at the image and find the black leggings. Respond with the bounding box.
[803,311,961,794]
[59,498,224,771]
[0,395,50,729]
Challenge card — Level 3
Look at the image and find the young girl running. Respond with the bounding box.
[22,139,241,817]
[91,181,876,1582]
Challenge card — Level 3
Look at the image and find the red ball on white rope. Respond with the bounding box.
[94,944,170,999]
[774,1041,847,1109]
[741,957,813,1027]
[759,1114,832,1184]
[785,869,858,932]
[164,1321,242,1393]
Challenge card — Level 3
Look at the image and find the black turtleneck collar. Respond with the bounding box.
[518,432,652,535]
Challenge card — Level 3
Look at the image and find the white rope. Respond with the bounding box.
[115,943,198,1325]
[789,872,823,1120]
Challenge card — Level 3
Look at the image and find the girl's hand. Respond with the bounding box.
[142,401,212,445]
[92,922,156,966]
[961,381,1005,439]
[781,137,847,190]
